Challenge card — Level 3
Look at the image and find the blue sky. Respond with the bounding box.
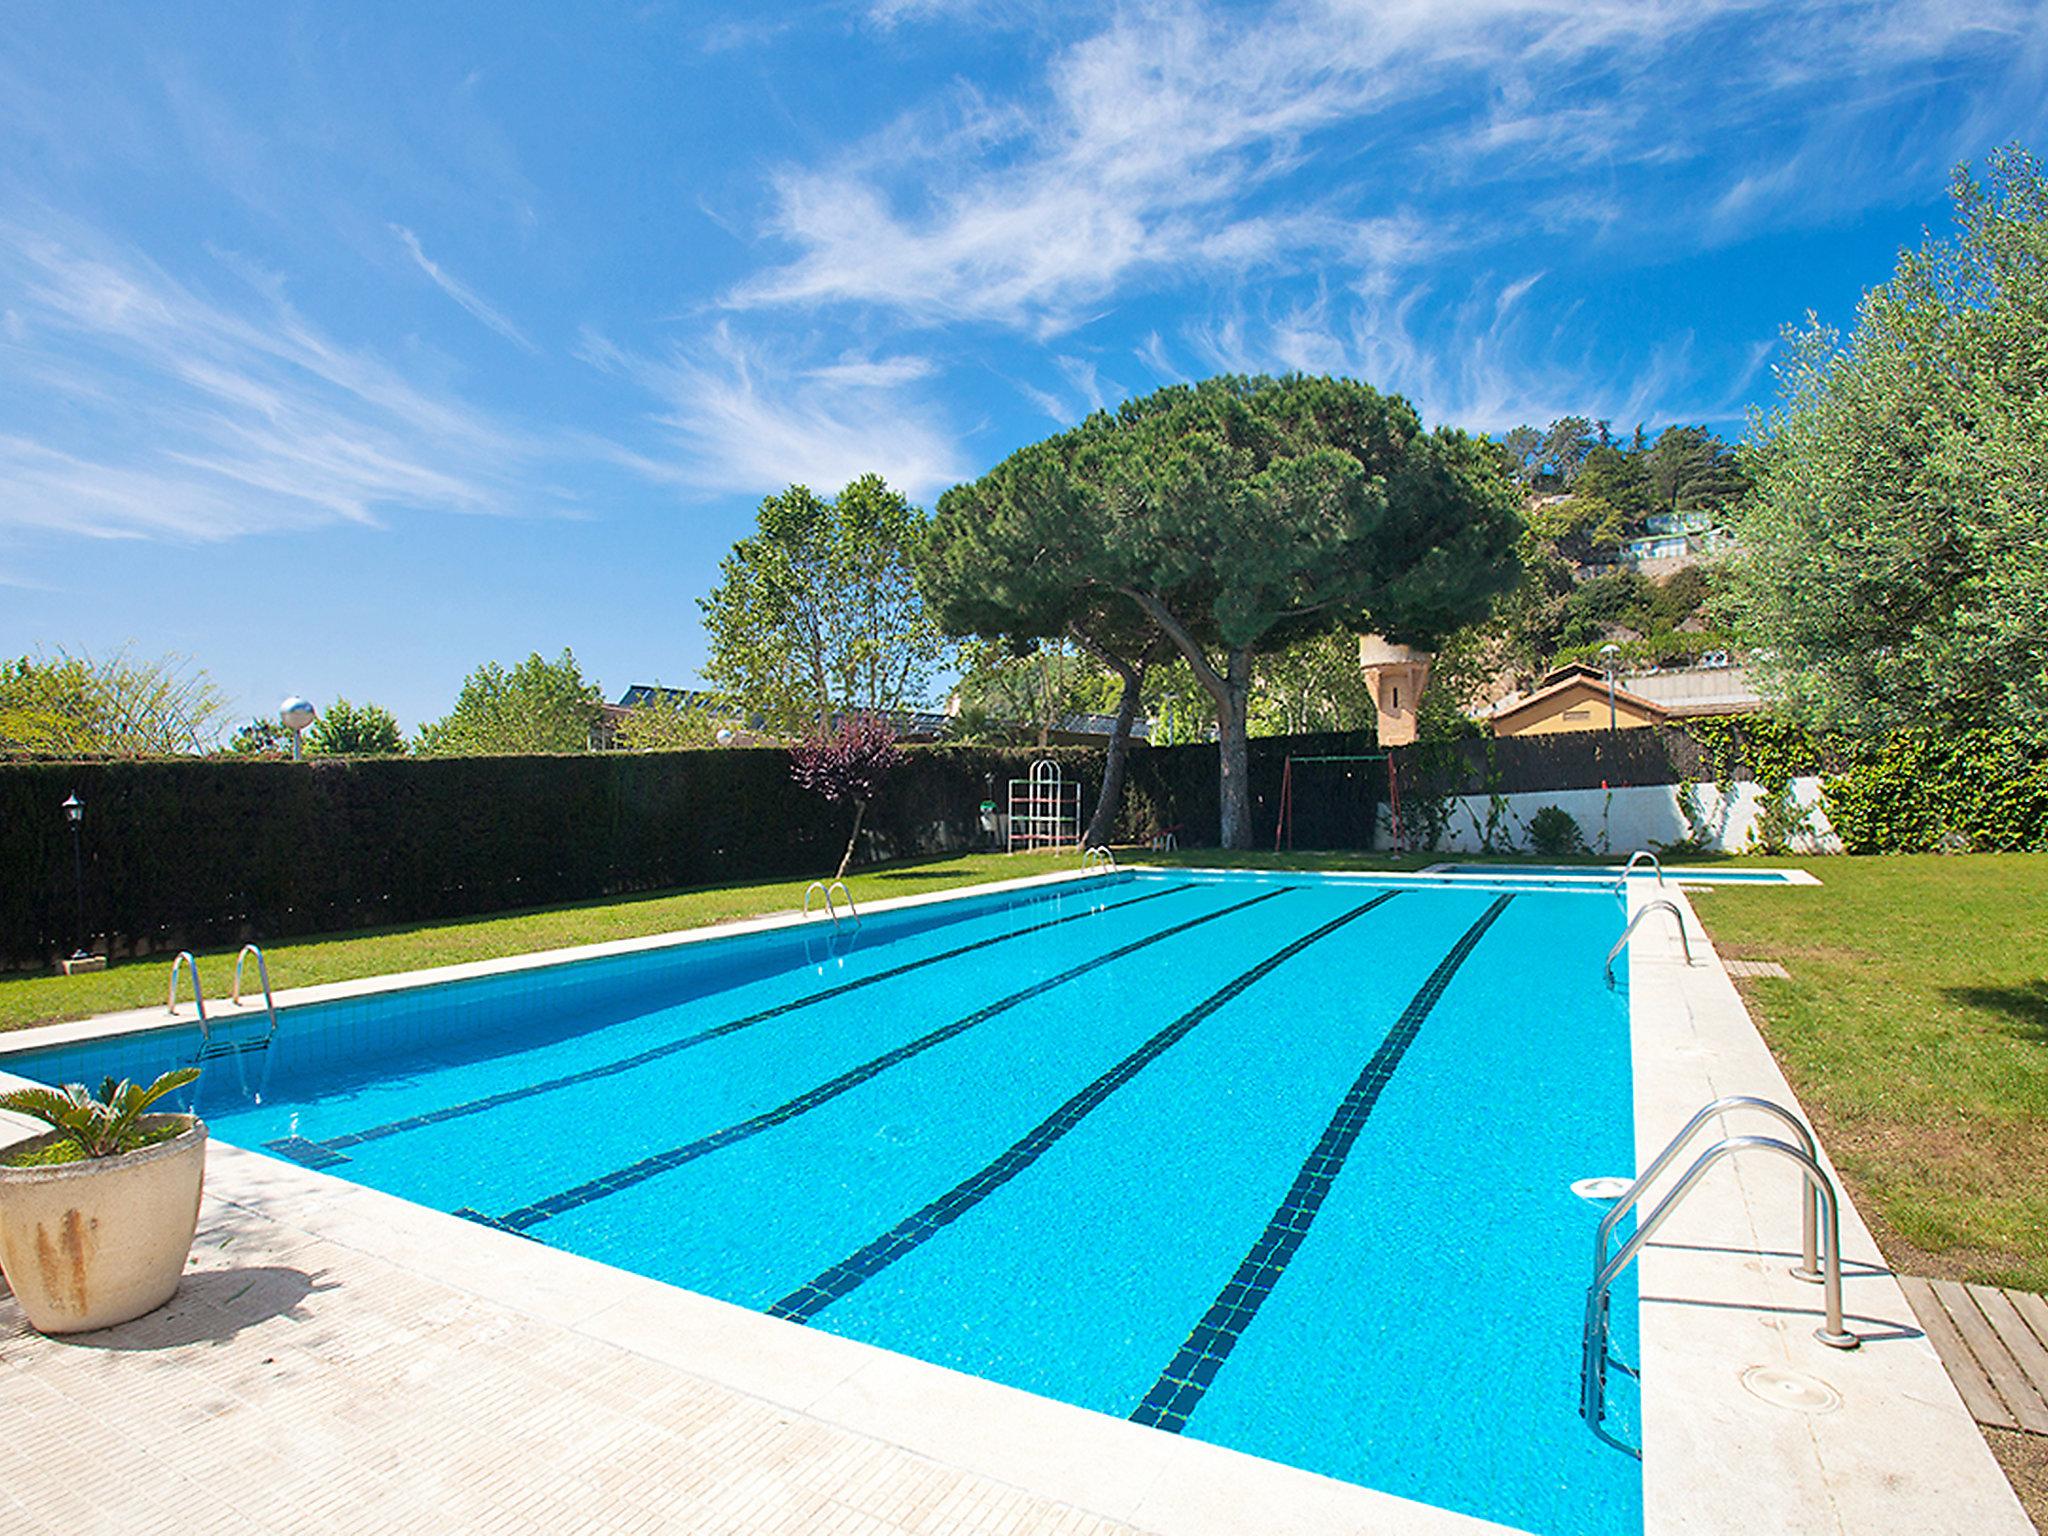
[3,0,2045,731]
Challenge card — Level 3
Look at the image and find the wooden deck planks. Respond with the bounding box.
[1903,1276,2017,1430]
[1902,1275,2048,1435]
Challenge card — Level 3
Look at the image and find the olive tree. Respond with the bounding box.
[1724,146,2048,743]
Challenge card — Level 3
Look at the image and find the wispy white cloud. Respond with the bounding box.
[0,221,557,541]
[1183,275,1723,434]
[728,0,2043,334]
[576,322,967,499]
[391,224,537,352]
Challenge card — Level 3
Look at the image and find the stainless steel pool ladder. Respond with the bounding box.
[804,879,859,929]
[1604,899,1691,982]
[1623,850,1664,886]
[169,946,282,1061]
[1582,1099,1860,1426]
[1082,845,1117,874]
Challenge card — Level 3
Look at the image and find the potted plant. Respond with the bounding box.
[0,1068,205,1334]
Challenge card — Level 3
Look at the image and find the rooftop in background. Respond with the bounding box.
[1483,660,1764,737]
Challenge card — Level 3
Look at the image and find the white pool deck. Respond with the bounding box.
[0,867,2031,1535]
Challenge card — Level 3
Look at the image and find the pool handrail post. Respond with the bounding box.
[167,950,207,1022]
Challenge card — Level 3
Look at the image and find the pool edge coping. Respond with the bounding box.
[1623,883,2031,1535]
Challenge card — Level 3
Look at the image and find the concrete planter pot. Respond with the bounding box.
[0,1116,206,1334]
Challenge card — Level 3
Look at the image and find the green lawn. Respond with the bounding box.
[1690,853,2048,1292]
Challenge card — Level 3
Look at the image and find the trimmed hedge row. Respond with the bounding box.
[0,747,1080,970]
[18,724,1820,970]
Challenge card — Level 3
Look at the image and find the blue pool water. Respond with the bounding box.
[3,872,1643,1534]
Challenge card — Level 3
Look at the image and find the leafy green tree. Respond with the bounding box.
[924,475,1169,846]
[700,474,945,732]
[1247,632,1378,737]
[942,375,1522,847]
[0,649,228,756]
[612,687,718,750]
[1644,426,1746,513]
[947,639,1119,747]
[416,650,604,755]
[1724,146,2048,743]
[305,698,404,756]
[228,718,286,756]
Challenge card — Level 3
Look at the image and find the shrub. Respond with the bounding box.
[1822,727,2048,853]
[1526,804,1587,857]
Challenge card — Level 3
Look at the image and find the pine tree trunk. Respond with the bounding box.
[1082,665,1143,848]
[837,799,868,880]
[1215,647,1254,851]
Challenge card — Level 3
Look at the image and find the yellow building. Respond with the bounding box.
[1486,664,1669,737]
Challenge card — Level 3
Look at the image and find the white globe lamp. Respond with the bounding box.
[280,696,317,759]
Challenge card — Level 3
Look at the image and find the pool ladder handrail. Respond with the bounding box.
[1604,899,1691,982]
[1622,850,1664,887]
[1594,1096,1824,1288]
[167,950,207,1022]
[1082,845,1117,875]
[173,945,283,1061]
[231,944,281,1038]
[1583,1125,1860,1426]
[804,879,859,929]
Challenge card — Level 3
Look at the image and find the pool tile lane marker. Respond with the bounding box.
[458,886,1296,1235]
[1129,893,1516,1434]
[265,881,1196,1170]
[767,891,1406,1326]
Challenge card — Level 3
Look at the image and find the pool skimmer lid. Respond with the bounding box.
[1741,1365,1841,1413]
[1571,1176,1634,1202]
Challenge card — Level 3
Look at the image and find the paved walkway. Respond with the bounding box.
[1902,1277,2048,1437]
[0,1177,1150,1536]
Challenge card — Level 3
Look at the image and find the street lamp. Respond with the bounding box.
[62,792,89,963]
[1599,643,1621,731]
[280,696,317,759]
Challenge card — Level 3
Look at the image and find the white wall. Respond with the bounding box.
[1390,774,1842,855]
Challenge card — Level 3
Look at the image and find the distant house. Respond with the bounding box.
[1484,660,1766,737]
[1485,664,1669,737]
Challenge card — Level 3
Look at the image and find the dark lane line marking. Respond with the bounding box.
[264,881,1195,1169]
[766,891,1405,1325]
[457,887,1295,1234]
[1128,894,1516,1433]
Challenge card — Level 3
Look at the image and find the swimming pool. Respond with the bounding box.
[3,871,1643,1535]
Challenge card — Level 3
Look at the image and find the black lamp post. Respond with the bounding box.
[62,792,89,961]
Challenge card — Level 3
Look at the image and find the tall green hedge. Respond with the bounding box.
[0,748,1099,970]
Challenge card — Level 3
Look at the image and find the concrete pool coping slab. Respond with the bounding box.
[0,862,2029,1533]
[1620,881,2029,1535]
